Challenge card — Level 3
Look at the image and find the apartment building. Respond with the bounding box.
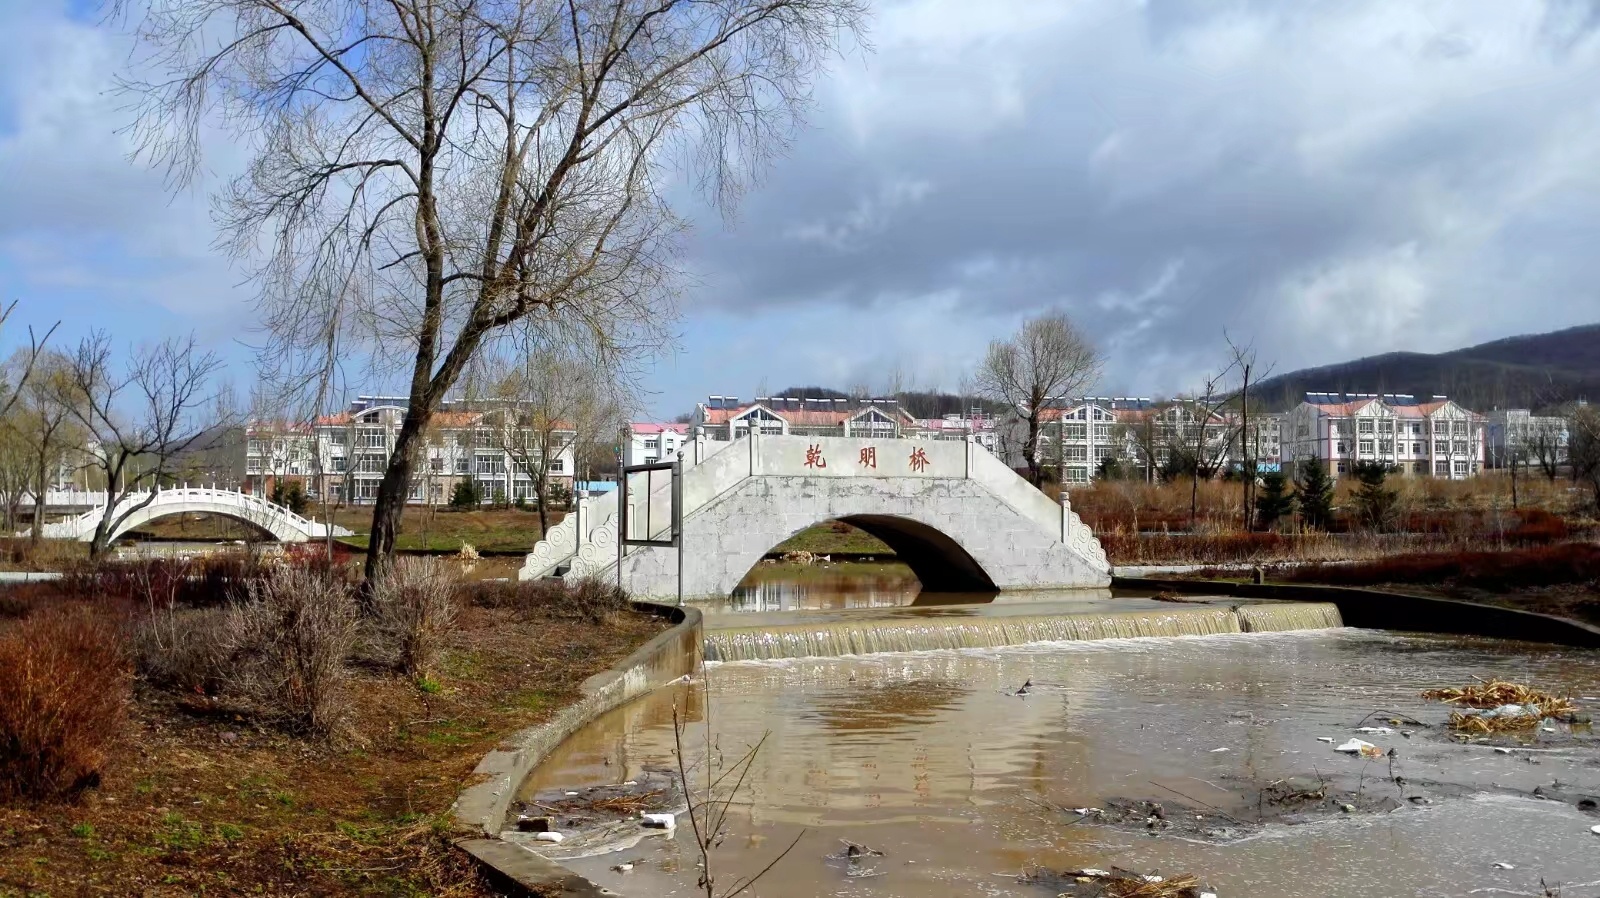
[692,396,919,440]
[245,395,577,505]
[689,396,1003,452]
[1485,407,1574,471]
[623,423,689,467]
[1281,393,1484,479]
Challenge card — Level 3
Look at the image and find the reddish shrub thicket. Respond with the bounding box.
[1100,531,1292,565]
[0,607,130,801]
[1285,542,1600,592]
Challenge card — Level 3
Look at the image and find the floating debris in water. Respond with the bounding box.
[1422,680,1579,733]
[1021,865,1214,897]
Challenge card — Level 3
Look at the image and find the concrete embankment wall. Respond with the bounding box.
[1115,577,1600,648]
[452,602,702,896]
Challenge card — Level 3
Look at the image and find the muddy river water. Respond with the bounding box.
[519,569,1600,897]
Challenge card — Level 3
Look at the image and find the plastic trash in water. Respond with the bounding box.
[1355,727,1394,735]
[1491,862,1515,870]
[1209,747,1230,753]
[1316,737,1335,743]
[533,831,564,843]
[641,812,677,829]
[1335,738,1377,755]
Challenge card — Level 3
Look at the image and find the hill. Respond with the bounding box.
[1253,323,1600,412]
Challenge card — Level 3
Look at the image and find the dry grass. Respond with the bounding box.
[1422,679,1580,733]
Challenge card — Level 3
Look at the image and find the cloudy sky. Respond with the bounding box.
[3,0,1600,418]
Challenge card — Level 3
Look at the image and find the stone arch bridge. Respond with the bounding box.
[522,435,1109,600]
[37,487,352,544]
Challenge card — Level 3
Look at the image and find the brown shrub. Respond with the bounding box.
[466,576,630,624]
[0,608,130,801]
[129,607,233,695]
[370,557,460,679]
[226,568,359,739]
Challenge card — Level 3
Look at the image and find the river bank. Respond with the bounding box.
[0,571,668,897]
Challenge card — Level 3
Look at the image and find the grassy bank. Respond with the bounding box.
[768,520,894,557]
[0,556,665,896]
[122,507,559,554]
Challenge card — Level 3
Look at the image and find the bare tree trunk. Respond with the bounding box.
[536,480,549,536]
[29,456,48,544]
[1025,412,1043,486]
[366,408,431,580]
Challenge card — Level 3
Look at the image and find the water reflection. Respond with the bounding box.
[532,630,1600,898]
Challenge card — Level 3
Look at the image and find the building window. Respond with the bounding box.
[1064,423,1086,440]
[1454,461,1468,476]
[548,459,565,474]
[1358,419,1374,433]
[431,457,444,472]
[1378,439,1393,453]
[476,455,504,475]
[1412,442,1422,454]
[247,440,264,456]
[1379,420,1395,433]
[1434,441,1448,454]
[1336,461,1348,474]
[1066,467,1089,483]
[361,429,386,448]
[1358,440,1374,455]
[1435,460,1450,476]
[357,455,385,473]
[1095,447,1114,461]
[1093,425,1112,440]
[1453,441,1468,455]
[1453,421,1468,436]
[358,481,380,500]
[1336,442,1347,454]
[455,457,469,474]
[331,457,347,473]
[1065,446,1088,461]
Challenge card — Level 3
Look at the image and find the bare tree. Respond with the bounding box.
[974,313,1102,485]
[1570,404,1600,511]
[54,333,227,559]
[475,340,623,535]
[1224,336,1274,531]
[121,0,867,581]
[5,352,85,543]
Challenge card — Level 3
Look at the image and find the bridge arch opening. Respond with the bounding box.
[748,516,997,594]
[118,511,282,544]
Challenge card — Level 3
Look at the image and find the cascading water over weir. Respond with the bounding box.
[703,602,1344,662]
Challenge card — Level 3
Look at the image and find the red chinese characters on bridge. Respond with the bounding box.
[805,444,827,469]
[908,446,930,472]
[859,447,877,469]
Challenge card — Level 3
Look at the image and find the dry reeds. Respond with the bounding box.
[1029,867,1207,898]
[370,557,461,679]
[1422,678,1580,733]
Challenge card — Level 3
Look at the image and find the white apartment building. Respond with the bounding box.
[623,423,689,467]
[1281,393,1484,479]
[1485,407,1573,471]
[245,395,577,505]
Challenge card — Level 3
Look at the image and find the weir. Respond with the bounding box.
[703,602,1343,662]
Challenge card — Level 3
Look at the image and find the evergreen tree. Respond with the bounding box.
[270,480,309,516]
[1294,458,1335,530]
[1095,456,1128,481]
[1254,469,1296,531]
[450,478,483,510]
[1350,460,1399,531]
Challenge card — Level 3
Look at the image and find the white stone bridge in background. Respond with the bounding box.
[522,434,1110,600]
[36,486,352,544]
